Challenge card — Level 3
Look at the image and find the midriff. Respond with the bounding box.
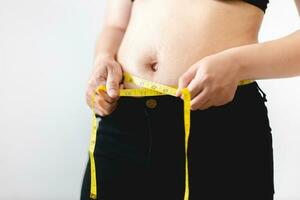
[116,0,264,95]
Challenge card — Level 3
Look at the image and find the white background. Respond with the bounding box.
[0,0,300,199]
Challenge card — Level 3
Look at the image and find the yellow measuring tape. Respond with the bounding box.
[89,72,254,200]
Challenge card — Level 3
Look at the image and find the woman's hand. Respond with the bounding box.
[175,49,241,110]
[85,54,124,117]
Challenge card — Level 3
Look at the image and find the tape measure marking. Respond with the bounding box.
[89,72,255,200]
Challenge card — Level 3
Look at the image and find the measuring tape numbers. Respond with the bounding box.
[88,72,255,200]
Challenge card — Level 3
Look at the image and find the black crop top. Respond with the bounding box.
[131,0,269,12]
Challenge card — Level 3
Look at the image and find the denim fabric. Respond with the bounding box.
[80,81,274,200]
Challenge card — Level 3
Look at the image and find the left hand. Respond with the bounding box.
[175,49,241,110]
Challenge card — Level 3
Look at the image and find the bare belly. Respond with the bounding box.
[116,0,264,92]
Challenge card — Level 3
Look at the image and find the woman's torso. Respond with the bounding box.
[116,0,265,89]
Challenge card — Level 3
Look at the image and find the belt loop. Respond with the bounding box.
[256,82,267,102]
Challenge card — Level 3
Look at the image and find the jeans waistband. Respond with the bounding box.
[95,81,262,119]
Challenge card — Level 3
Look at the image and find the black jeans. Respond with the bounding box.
[80,81,274,200]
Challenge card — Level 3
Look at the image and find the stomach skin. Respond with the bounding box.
[116,0,264,93]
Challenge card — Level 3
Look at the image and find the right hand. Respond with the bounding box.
[85,54,124,117]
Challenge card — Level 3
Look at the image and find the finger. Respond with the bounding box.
[190,88,209,110]
[96,102,118,117]
[106,65,122,98]
[176,65,198,97]
[89,68,107,89]
[88,76,107,99]
[198,100,213,110]
[86,90,115,111]
[93,107,105,117]
[95,95,118,115]
[98,89,120,104]
[187,75,205,100]
[86,89,97,109]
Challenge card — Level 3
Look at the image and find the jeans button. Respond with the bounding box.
[145,99,157,109]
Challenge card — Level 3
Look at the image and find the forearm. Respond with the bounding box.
[231,30,300,80]
[296,0,300,15]
[94,25,126,61]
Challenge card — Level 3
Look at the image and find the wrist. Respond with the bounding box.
[94,53,115,65]
[224,45,250,81]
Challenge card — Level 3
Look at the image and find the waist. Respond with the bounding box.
[112,72,255,99]
[96,80,259,119]
[116,0,263,89]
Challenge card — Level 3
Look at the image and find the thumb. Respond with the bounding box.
[176,65,198,97]
[106,66,122,98]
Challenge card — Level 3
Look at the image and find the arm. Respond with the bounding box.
[86,0,132,116]
[176,2,300,110]
[94,0,132,61]
[232,2,300,81]
[233,30,300,81]
[296,0,300,15]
